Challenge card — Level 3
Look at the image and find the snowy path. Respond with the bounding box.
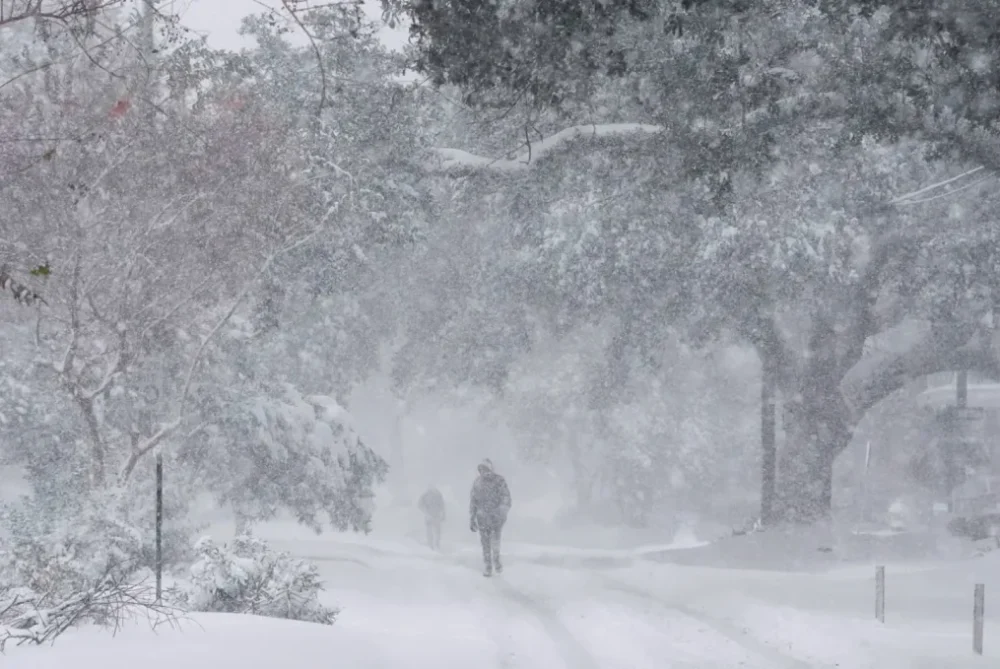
[596,575,812,668]
[304,542,821,669]
[5,522,998,668]
[293,529,998,669]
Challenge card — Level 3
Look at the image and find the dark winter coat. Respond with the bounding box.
[469,471,511,528]
[418,488,446,521]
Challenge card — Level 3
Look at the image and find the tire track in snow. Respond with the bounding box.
[305,548,523,667]
[405,557,593,669]
[488,577,602,669]
[599,575,814,669]
[433,562,522,669]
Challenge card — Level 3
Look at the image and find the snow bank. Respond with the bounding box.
[645,522,973,572]
[2,610,493,669]
[5,535,996,669]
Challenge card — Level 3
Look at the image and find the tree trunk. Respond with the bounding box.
[235,513,253,536]
[567,433,594,509]
[390,398,408,504]
[776,398,852,524]
[76,397,106,489]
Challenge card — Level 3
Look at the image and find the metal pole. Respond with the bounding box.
[155,452,163,602]
[875,565,885,623]
[974,583,985,655]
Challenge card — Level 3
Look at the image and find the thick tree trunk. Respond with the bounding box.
[776,396,852,524]
[76,396,106,489]
[774,313,854,524]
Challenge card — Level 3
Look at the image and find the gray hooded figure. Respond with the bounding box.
[418,486,446,551]
[469,458,511,576]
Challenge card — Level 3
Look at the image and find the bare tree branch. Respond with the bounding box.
[0,561,185,652]
[0,0,125,30]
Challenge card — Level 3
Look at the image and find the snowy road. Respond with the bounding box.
[287,528,999,669]
[5,521,998,669]
[309,546,799,669]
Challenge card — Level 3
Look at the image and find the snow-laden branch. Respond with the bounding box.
[118,417,181,482]
[175,224,328,415]
[840,320,1000,416]
[118,219,333,483]
[428,123,665,174]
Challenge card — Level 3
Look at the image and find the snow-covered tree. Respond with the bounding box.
[187,383,387,533]
[382,0,1000,524]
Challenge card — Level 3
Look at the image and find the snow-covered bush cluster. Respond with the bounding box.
[0,492,146,599]
[177,535,338,625]
[192,385,387,534]
[0,491,180,651]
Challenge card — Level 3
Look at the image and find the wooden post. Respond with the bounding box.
[155,452,163,602]
[875,565,885,623]
[974,583,985,655]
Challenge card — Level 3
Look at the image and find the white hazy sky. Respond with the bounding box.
[175,0,409,51]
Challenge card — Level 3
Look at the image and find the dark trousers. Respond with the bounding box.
[425,518,442,550]
[477,519,504,571]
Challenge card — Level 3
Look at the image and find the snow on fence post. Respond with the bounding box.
[974,583,985,655]
[875,565,885,623]
[155,452,164,602]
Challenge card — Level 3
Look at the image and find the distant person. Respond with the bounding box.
[469,459,511,577]
[418,486,446,551]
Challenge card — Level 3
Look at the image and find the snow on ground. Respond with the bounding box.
[5,512,998,668]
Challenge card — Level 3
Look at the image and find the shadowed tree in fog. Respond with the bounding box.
[379,0,1000,523]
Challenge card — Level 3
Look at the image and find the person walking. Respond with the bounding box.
[418,486,446,551]
[469,459,511,577]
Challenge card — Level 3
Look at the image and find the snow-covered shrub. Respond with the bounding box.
[178,535,338,625]
[0,491,184,651]
[189,383,388,533]
[0,478,202,600]
[0,491,145,599]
